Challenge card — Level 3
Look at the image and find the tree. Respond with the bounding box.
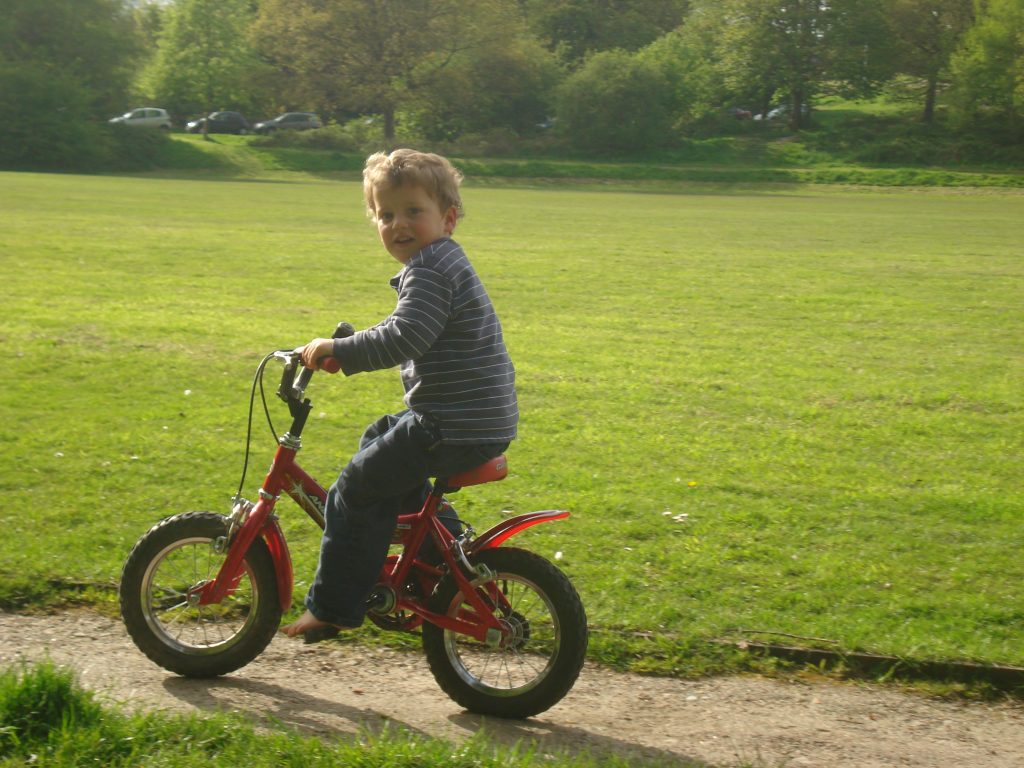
[0,0,143,167]
[554,49,674,152]
[253,0,519,141]
[0,0,140,116]
[637,8,732,126]
[139,0,269,128]
[887,0,975,122]
[949,0,1024,132]
[523,0,691,65]
[710,0,894,130]
[410,36,562,141]
[133,1,169,51]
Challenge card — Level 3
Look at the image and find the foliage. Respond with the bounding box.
[0,0,140,117]
[949,0,1024,135]
[885,0,976,122]
[408,36,562,141]
[0,64,103,169]
[523,0,691,65]
[4,0,1024,156]
[554,50,675,152]
[0,0,150,168]
[637,12,731,127]
[0,64,171,171]
[252,0,521,141]
[137,0,272,122]
[703,0,896,129]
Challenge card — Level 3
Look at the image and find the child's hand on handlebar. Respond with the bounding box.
[297,338,336,370]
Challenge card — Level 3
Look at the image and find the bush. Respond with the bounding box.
[102,125,175,170]
[0,63,172,172]
[554,50,675,153]
[0,64,105,170]
[409,38,561,143]
[250,123,362,152]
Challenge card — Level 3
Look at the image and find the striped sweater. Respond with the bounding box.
[333,238,518,444]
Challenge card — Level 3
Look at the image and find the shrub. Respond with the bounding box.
[0,64,105,170]
[250,123,362,152]
[554,50,675,154]
[0,63,172,172]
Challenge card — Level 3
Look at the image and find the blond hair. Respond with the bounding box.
[363,149,464,221]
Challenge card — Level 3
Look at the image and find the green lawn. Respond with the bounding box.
[0,170,1021,677]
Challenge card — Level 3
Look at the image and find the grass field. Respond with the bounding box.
[0,168,1021,683]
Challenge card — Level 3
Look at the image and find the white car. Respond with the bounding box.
[109,108,172,130]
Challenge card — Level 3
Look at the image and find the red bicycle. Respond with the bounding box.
[119,324,588,718]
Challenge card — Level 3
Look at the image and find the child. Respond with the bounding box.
[281,149,518,640]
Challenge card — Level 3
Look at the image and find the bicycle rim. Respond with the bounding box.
[140,535,261,655]
[441,572,560,696]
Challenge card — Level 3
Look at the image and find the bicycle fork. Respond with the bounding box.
[187,440,303,613]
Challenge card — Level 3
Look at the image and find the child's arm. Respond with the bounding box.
[328,267,453,375]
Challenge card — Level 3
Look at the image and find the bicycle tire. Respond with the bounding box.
[119,511,282,677]
[422,547,588,718]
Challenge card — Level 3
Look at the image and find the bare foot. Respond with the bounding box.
[280,609,336,638]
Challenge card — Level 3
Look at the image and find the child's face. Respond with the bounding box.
[372,182,457,265]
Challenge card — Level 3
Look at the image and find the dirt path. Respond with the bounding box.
[1,611,1021,767]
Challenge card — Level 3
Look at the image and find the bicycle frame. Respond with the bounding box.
[189,353,569,645]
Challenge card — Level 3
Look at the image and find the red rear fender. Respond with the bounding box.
[468,510,569,553]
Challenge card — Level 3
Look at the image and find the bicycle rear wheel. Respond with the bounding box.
[119,511,282,677]
[422,547,588,718]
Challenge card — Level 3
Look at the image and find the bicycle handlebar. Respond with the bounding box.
[280,322,355,402]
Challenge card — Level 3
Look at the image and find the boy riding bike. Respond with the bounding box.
[282,149,518,640]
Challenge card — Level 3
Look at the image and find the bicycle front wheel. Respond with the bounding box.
[119,511,282,677]
[422,547,588,718]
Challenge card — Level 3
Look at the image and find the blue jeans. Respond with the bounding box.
[304,410,508,627]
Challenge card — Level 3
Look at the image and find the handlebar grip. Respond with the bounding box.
[318,322,353,373]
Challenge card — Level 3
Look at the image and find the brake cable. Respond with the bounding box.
[234,352,279,502]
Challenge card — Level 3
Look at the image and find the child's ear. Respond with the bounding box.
[443,205,458,235]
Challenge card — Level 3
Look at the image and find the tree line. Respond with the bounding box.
[2,0,1022,166]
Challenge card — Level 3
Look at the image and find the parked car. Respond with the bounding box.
[109,108,172,130]
[185,111,251,135]
[254,112,322,134]
[754,104,810,121]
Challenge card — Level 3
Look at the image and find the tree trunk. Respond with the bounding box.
[790,90,805,131]
[923,74,937,123]
[758,88,775,121]
[383,107,396,144]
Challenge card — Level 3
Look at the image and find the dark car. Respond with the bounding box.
[185,111,251,135]
[254,112,322,135]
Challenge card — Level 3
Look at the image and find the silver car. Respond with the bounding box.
[109,108,172,130]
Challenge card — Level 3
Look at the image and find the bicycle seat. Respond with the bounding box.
[439,455,508,491]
